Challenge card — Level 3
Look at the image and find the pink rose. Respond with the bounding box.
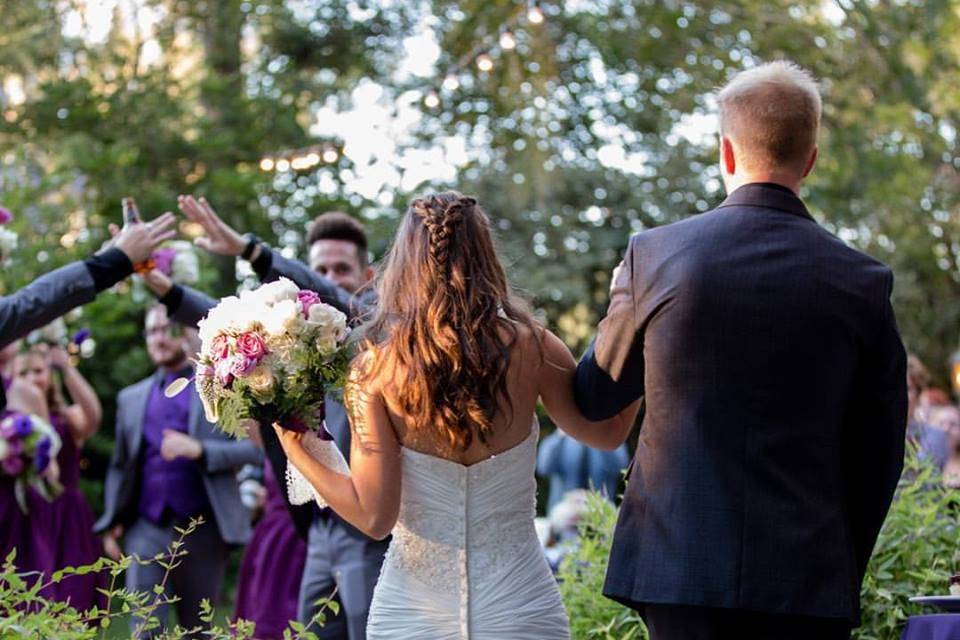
[228,355,258,378]
[197,363,215,378]
[215,358,235,388]
[236,332,267,360]
[210,334,231,360]
[0,207,11,225]
[298,290,322,317]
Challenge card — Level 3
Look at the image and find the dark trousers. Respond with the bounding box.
[297,514,388,640]
[642,604,852,640]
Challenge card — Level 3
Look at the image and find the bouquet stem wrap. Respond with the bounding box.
[285,421,351,508]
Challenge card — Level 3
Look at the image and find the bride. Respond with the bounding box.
[275,191,640,639]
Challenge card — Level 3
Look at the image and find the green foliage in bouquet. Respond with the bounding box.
[556,492,647,640]
[0,517,335,639]
[854,451,960,640]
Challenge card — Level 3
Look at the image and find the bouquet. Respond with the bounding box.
[175,278,353,507]
[152,240,200,284]
[0,206,17,264]
[0,413,63,513]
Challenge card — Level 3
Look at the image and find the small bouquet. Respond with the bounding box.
[0,413,63,513]
[152,240,200,285]
[175,278,352,507]
[0,206,18,264]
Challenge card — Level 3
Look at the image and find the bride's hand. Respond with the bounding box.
[272,423,306,460]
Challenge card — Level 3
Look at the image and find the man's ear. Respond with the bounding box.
[721,136,737,176]
[801,146,818,179]
[363,265,375,284]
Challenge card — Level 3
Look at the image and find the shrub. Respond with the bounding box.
[0,517,335,639]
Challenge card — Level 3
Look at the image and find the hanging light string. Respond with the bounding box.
[259,1,546,172]
[424,1,547,109]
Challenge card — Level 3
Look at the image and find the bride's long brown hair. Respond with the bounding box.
[356,191,540,452]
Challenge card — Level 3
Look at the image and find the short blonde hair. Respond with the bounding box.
[718,60,821,172]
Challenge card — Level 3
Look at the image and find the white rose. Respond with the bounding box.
[262,299,302,336]
[199,296,241,343]
[315,334,338,355]
[306,303,347,335]
[246,363,276,396]
[256,278,300,306]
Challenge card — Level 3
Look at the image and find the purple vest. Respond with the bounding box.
[137,371,211,523]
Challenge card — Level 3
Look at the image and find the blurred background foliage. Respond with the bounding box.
[0,0,959,504]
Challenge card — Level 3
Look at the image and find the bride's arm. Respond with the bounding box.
[273,371,402,540]
[537,329,641,451]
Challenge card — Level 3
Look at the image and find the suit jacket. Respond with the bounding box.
[574,183,907,623]
[0,261,96,348]
[95,372,262,545]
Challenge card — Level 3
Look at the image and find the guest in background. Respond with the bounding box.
[10,345,107,611]
[906,355,932,445]
[923,405,960,473]
[542,489,591,573]
[537,428,629,510]
[145,201,387,639]
[94,304,261,637]
[234,425,307,639]
[0,211,175,414]
[940,407,960,488]
[0,340,18,388]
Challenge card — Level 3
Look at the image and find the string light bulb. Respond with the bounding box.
[424,90,441,108]
[527,4,544,24]
[443,74,460,91]
[476,53,494,72]
[322,148,339,163]
[499,30,517,50]
[259,157,275,171]
[275,158,290,172]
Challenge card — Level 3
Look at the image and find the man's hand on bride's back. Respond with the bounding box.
[177,194,247,257]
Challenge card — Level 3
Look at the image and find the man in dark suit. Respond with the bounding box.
[143,205,387,639]
[95,304,261,636]
[574,61,907,639]
[0,212,175,412]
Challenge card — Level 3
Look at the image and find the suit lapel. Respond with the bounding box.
[128,376,155,458]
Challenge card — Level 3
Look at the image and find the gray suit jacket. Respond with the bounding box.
[0,261,95,348]
[95,372,262,545]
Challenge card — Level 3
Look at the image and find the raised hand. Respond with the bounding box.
[111,212,177,264]
[178,195,246,257]
[160,428,203,461]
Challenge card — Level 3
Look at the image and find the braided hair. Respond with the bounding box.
[353,191,540,453]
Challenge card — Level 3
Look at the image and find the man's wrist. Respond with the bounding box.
[240,234,260,261]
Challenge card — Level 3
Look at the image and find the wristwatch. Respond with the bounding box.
[241,233,261,261]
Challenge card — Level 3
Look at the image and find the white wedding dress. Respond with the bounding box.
[365,417,570,639]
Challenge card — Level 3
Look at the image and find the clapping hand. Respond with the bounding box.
[105,211,177,264]
[160,429,203,461]
[178,195,247,257]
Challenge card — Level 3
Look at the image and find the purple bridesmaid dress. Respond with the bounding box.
[235,459,307,638]
[25,411,107,612]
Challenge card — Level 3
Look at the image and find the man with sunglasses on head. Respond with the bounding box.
[95,304,261,637]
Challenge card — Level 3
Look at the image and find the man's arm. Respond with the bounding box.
[1,260,102,348]
[574,236,646,421]
[251,245,352,315]
[176,195,354,316]
[842,270,908,581]
[203,437,263,474]
[0,210,177,348]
